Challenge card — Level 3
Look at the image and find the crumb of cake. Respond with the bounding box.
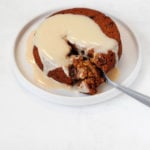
[68,56,105,94]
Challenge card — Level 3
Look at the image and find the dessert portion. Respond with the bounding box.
[32,8,122,94]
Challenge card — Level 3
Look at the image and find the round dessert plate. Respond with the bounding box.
[13,9,142,106]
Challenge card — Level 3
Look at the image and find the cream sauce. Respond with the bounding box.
[34,14,118,71]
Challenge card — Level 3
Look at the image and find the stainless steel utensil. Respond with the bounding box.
[101,70,150,107]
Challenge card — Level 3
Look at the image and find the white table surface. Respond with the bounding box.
[1,0,150,149]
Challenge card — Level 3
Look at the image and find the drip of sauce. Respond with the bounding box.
[26,31,35,64]
[107,67,120,81]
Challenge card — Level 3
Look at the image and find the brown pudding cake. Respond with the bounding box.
[32,8,122,95]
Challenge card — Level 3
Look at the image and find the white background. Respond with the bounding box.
[0,0,150,149]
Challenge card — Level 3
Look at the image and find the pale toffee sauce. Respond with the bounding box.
[26,14,119,92]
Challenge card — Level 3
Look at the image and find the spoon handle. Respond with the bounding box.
[109,80,150,107]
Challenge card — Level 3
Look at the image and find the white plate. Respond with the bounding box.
[13,8,142,106]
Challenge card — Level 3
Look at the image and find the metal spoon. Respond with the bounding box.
[100,70,150,107]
